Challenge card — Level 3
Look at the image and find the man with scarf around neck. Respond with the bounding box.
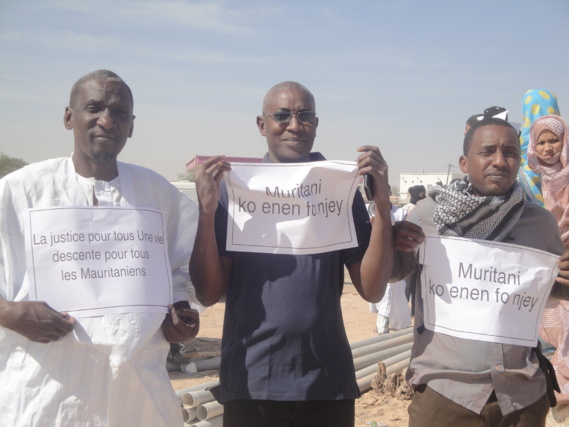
[385,117,569,426]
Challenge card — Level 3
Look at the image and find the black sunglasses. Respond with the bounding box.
[263,111,317,125]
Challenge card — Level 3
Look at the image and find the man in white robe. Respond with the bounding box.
[369,193,412,333]
[0,69,199,426]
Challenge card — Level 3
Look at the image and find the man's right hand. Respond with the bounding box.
[193,155,231,215]
[0,300,76,343]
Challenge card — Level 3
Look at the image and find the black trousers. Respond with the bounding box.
[223,399,355,427]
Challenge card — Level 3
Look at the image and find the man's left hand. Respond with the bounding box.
[393,221,425,252]
[161,301,200,343]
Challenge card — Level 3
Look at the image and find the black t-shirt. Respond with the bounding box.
[215,152,371,402]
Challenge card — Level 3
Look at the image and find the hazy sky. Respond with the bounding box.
[1,0,568,185]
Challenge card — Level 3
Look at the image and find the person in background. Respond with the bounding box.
[402,185,426,216]
[529,114,569,405]
[369,185,412,334]
[0,69,200,426]
[518,89,561,206]
[190,81,395,427]
[402,184,427,311]
[465,114,483,135]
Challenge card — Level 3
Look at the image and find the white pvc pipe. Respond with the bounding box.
[182,389,215,408]
[386,359,409,376]
[377,350,411,371]
[353,342,413,371]
[354,345,412,380]
[196,401,224,421]
[182,407,197,423]
[352,334,413,359]
[188,414,223,427]
[350,327,413,350]
[176,380,220,398]
[355,363,379,381]
[357,371,376,393]
[185,357,221,374]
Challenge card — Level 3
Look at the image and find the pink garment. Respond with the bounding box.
[528,115,569,246]
[540,299,569,405]
[529,114,569,403]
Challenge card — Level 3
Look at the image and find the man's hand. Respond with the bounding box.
[193,155,231,216]
[356,145,389,207]
[393,221,425,252]
[557,251,569,287]
[161,301,200,343]
[0,300,76,343]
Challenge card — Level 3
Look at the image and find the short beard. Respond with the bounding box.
[92,152,117,164]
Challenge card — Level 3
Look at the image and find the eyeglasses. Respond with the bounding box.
[263,111,317,125]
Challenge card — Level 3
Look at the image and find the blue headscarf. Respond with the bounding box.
[518,89,560,206]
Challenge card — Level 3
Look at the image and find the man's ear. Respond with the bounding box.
[459,155,468,174]
[63,107,73,130]
[256,115,266,136]
[128,115,135,138]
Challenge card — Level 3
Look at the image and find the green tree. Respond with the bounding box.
[0,152,28,178]
[177,171,195,182]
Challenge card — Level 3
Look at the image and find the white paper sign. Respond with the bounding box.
[25,207,172,316]
[224,161,360,255]
[419,235,559,346]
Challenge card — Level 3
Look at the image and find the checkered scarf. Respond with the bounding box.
[429,176,524,241]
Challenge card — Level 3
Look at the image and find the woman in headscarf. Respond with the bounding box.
[528,114,569,403]
[518,89,561,207]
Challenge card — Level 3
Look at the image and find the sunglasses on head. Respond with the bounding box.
[264,110,317,124]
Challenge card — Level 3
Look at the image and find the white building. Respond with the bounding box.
[399,172,463,200]
[170,181,198,203]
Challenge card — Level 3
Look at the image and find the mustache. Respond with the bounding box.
[91,131,120,141]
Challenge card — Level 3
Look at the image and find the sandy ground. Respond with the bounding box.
[169,281,410,426]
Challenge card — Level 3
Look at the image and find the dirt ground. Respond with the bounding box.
[169,282,410,426]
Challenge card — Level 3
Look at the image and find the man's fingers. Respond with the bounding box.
[558,252,569,268]
[393,221,425,252]
[557,251,569,287]
[53,312,76,334]
[28,328,67,343]
[203,156,231,176]
[0,301,76,342]
[168,304,179,322]
[395,240,416,253]
[162,305,200,342]
[357,149,387,176]
[176,308,199,325]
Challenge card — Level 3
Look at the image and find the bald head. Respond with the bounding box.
[262,81,315,113]
[258,81,318,163]
[69,69,133,108]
